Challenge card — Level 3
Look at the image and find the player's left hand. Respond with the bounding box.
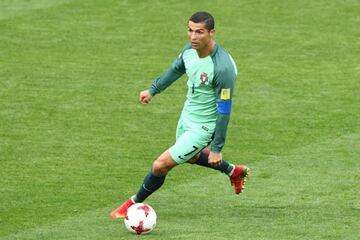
[208,151,222,167]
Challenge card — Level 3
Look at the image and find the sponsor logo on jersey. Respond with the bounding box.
[221,88,231,100]
[200,72,209,85]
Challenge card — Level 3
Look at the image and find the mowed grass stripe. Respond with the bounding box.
[1,0,359,239]
[1,130,358,240]
[0,0,74,21]
[0,172,237,240]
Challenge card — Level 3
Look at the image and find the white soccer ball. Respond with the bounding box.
[124,203,157,235]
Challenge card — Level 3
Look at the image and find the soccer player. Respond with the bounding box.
[110,11,249,219]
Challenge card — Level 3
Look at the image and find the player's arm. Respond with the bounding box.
[139,49,187,105]
[148,52,186,97]
[210,67,236,155]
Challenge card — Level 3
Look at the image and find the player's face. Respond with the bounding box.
[187,21,214,51]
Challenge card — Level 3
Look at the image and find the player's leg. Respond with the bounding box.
[189,148,249,194]
[189,147,235,175]
[132,117,185,202]
[110,150,177,219]
[133,150,177,203]
[110,118,185,219]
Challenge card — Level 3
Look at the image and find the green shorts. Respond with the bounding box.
[169,115,215,164]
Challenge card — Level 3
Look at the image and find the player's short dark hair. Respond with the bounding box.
[189,11,215,30]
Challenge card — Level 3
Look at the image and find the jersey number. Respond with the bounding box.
[178,146,199,160]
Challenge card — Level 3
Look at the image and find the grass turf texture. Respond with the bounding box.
[0,0,359,239]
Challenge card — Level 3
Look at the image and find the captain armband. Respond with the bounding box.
[217,99,232,114]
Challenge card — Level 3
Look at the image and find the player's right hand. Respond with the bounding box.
[208,151,222,167]
[139,90,153,105]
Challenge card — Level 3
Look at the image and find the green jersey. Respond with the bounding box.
[149,43,237,152]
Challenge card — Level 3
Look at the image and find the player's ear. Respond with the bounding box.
[209,29,215,37]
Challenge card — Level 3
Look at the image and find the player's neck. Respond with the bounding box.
[197,40,215,58]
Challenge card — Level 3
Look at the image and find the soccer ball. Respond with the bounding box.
[124,203,157,235]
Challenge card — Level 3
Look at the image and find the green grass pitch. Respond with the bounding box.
[0,0,359,239]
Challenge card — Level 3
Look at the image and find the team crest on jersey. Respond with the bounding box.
[200,72,209,85]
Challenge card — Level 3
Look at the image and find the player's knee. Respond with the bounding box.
[187,157,197,164]
[152,159,171,175]
[187,154,200,164]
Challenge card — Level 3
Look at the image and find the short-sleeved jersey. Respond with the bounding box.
[149,43,238,152]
